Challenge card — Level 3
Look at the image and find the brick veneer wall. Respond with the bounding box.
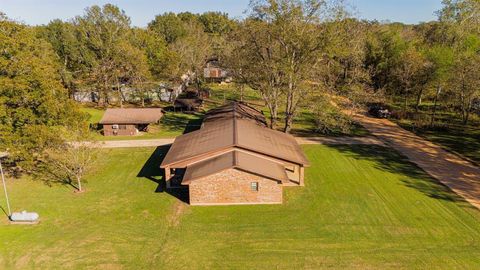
[103,124,137,136]
[189,168,283,205]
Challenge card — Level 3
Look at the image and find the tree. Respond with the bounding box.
[439,0,480,34]
[170,20,212,87]
[39,20,83,97]
[73,4,136,106]
[42,126,98,192]
[425,46,455,125]
[248,0,352,132]
[131,28,175,81]
[449,51,480,125]
[224,19,284,128]
[148,12,187,44]
[0,15,84,172]
[199,12,235,35]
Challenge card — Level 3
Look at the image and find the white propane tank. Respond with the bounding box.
[10,210,39,222]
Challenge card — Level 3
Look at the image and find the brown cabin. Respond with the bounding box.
[99,108,163,136]
[160,102,310,205]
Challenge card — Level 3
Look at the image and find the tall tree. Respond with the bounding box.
[244,0,349,132]
[224,19,284,128]
[170,20,213,87]
[74,4,150,106]
[0,15,84,171]
[425,46,455,125]
[39,20,83,97]
[148,12,187,44]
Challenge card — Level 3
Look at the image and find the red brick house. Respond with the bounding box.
[160,102,309,205]
[99,108,163,136]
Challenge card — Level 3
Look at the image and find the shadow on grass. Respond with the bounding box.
[327,144,474,209]
[183,118,203,134]
[160,113,204,135]
[290,111,371,137]
[137,145,189,203]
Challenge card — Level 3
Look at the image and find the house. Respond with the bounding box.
[99,108,163,136]
[160,102,309,205]
[203,58,228,82]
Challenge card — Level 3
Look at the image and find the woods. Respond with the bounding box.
[0,0,479,178]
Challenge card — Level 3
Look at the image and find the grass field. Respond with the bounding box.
[1,145,479,269]
[80,107,202,140]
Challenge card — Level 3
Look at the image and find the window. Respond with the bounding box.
[112,124,119,129]
[119,125,127,130]
[250,182,259,191]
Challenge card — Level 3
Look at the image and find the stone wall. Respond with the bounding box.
[189,168,283,205]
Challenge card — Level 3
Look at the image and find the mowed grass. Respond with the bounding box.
[0,145,479,269]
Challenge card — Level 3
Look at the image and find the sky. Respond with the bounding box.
[0,0,444,26]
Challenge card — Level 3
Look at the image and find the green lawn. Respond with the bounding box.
[80,107,202,140]
[1,145,479,269]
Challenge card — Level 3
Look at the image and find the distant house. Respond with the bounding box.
[99,108,163,136]
[203,58,228,82]
[160,102,309,205]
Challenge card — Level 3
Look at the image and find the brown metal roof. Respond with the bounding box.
[99,108,163,124]
[202,102,267,127]
[182,151,289,185]
[161,102,309,167]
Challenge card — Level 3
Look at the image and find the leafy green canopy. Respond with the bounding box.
[0,17,84,170]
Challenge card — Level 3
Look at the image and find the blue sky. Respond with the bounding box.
[0,0,443,26]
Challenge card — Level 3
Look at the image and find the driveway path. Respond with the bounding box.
[96,139,175,148]
[296,136,384,146]
[94,136,383,148]
[354,113,480,209]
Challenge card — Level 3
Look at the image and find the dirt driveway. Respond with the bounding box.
[96,136,383,148]
[354,113,480,210]
[95,139,175,148]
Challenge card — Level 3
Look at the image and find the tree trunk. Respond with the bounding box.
[415,88,424,113]
[267,102,278,129]
[117,80,123,108]
[430,86,441,127]
[76,176,82,192]
[240,84,244,102]
[284,112,294,133]
[284,89,294,133]
[403,88,409,115]
[463,100,471,125]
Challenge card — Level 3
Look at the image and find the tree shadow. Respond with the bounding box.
[183,118,203,134]
[136,145,189,203]
[326,144,475,209]
[159,113,203,134]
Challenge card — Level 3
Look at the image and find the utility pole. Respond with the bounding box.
[0,152,11,217]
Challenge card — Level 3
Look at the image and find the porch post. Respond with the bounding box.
[165,166,171,189]
[299,166,305,187]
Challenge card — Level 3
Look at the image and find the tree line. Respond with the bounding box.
[0,0,479,189]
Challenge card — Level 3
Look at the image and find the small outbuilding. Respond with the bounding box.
[99,108,163,136]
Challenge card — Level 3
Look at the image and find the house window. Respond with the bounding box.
[119,125,127,130]
[112,124,119,129]
[250,182,259,191]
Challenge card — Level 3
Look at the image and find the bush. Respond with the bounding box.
[309,95,353,135]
